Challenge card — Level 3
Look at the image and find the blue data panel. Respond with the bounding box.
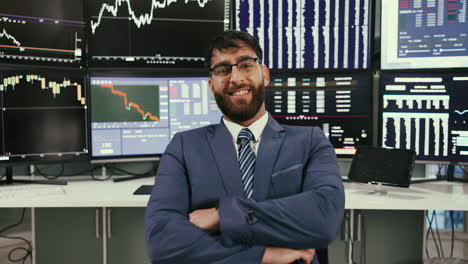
[235,0,371,69]
[381,0,468,69]
[380,72,468,164]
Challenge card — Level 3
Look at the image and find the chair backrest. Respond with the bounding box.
[316,248,328,264]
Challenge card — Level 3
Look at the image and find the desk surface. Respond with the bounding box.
[1,177,467,210]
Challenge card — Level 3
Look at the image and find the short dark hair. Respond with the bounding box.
[205,30,263,69]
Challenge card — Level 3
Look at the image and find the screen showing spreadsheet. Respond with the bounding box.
[381,0,468,69]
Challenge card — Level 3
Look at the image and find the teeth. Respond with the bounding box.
[233,90,249,96]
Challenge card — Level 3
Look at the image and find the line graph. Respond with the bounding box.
[100,84,160,121]
[90,0,210,34]
[0,28,24,52]
[0,0,85,65]
[455,110,468,115]
[0,74,86,105]
[86,0,228,66]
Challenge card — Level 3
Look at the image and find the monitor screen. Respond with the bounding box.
[381,0,468,69]
[90,75,222,162]
[0,69,89,163]
[379,71,468,164]
[0,0,85,66]
[265,71,373,157]
[85,0,230,67]
[235,0,372,69]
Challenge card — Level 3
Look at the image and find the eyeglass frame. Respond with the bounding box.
[209,57,259,77]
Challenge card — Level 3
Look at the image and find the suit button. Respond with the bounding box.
[245,211,258,224]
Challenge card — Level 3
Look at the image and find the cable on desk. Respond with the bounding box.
[459,166,468,177]
[450,211,454,258]
[34,164,65,179]
[0,234,32,264]
[63,165,104,177]
[106,162,158,177]
[0,208,26,234]
[433,210,444,258]
[0,208,32,264]
[426,211,441,258]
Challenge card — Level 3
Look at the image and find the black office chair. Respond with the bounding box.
[316,248,328,264]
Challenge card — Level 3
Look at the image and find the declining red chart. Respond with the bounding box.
[91,82,161,123]
[99,84,160,122]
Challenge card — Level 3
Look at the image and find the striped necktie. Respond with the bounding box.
[237,128,255,198]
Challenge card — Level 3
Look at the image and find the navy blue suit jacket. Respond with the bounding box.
[145,115,345,264]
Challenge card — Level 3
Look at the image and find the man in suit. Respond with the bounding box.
[145,30,345,264]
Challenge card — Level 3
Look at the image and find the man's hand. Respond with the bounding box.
[188,208,220,232]
[262,247,315,264]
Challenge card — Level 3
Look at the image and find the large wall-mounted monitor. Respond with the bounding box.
[0,0,85,66]
[236,0,372,69]
[89,75,222,162]
[381,0,468,69]
[265,71,373,157]
[0,69,89,164]
[380,71,468,164]
[85,0,231,67]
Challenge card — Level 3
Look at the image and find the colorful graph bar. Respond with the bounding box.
[0,74,85,105]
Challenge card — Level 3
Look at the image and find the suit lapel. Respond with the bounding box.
[207,122,244,196]
[253,115,285,201]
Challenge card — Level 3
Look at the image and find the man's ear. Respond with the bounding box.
[261,64,270,86]
[208,78,214,95]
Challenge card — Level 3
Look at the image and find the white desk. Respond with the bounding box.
[1,177,467,210]
[0,177,153,208]
[344,181,468,211]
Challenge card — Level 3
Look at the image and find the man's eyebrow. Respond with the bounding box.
[212,56,255,68]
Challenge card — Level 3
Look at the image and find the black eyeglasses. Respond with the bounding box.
[210,57,259,77]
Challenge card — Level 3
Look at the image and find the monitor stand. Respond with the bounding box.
[0,166,67,185]
[411,165,468,184]
[367,184,388,196]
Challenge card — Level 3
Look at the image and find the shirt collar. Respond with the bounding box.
[223,112,269,142]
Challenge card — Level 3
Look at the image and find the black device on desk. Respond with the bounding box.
[348,146,416,188]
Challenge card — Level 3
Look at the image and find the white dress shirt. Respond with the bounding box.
[223,112,269,159]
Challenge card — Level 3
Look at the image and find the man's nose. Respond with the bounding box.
[228,65,244,84]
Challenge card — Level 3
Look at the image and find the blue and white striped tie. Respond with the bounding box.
[237,128,255,198]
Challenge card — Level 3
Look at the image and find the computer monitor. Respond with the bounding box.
[0,0,85,66]
[379,71,468,164]
[381,0,468,69]
[89,74,222,163]
[85,0,231,67]
[235,0,372,69]
[265,71,373,158]
[0,68,89,164]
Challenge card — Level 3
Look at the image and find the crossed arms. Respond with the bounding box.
[145,131,345,264]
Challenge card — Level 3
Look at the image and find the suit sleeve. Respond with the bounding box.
[218,127,345,249]
[145,133,265,264]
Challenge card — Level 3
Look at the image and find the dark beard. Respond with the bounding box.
[214,84,265,123]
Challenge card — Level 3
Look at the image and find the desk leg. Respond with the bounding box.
[348,209,354,264]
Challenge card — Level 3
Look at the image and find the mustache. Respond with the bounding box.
[224,85,253,94]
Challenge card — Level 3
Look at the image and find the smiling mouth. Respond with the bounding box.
[229,89,251,96]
